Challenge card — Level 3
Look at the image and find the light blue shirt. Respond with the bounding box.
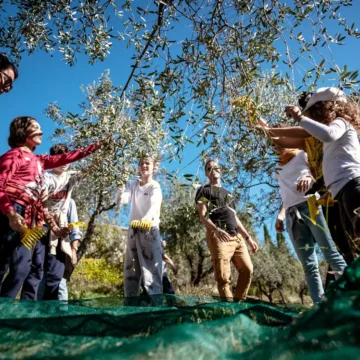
[67,199,82,241]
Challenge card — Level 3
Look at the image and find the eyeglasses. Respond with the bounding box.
[206,165,221,173]
[0,71,13,92]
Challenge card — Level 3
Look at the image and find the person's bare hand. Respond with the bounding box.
[297,176,313,193]
[171,264,178,275]
[285,105,303,122]
[53,226,70,239]
[275,217,285,233]
[257,118,269,128]
[215,228,231,242]
[246,237,259,253]
[320,191,331,202]
[7,211,26,233]
[99,134,114,151]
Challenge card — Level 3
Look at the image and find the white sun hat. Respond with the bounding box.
[304,87,347,111]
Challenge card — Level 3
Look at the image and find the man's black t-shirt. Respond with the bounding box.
[195,184,238,235]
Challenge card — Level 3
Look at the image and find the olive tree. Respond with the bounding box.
[45,70,172,259]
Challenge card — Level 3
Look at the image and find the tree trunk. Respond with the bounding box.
[299,287,307,305]
[77,194,104,261]
[277,288,286,304]
[193,243,206,286]
[184,252,196,284]
[257,282,273,303]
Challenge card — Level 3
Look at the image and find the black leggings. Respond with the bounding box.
[335,177,360,261]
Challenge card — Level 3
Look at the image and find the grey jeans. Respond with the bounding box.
[124,227,163,297]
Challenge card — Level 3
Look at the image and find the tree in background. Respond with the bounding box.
[68,223,127,299]
[46,70,172,261]
[251,224,305,303]
[160,181,212,288]
[1,1,359,171]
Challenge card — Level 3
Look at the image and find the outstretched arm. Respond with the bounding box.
[266,126,310,138]
[300,117,347,142]
[41,143,101,170]
[272,137,306,150]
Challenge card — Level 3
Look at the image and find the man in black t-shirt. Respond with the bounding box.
[195,160,258,301]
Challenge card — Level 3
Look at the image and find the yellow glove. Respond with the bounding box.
[307,195,319,225]
[21,225,47,250]
[68,222,87,230]
[317,197,337,207]
[307,195,337,225]
[130,220,152,231]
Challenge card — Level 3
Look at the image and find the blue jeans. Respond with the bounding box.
[0,203,33,298]
[58,278,68,301]
[21,229,48,300]
[286,201,347,304]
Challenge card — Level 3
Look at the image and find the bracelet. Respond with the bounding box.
[245,236,251,241]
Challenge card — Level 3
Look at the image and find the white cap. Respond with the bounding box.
[304,87,347,111]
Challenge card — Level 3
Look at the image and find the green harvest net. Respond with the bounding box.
[0,258,359,359]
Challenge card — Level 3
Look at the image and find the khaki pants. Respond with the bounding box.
[206,231,253,300]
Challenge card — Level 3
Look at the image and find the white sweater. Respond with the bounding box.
[115,179,162,227]
[300,117,360,197]
[275,151,314,210]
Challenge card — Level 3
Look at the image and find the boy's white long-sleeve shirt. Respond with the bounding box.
[300,116,360,197]
[115,179,162,227]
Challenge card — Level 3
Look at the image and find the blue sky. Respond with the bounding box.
[1,2,360,241]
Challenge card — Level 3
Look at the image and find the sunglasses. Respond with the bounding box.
[206,165,221,172]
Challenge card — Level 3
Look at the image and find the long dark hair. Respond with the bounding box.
[0,54,18,79]
[8,116,35,148]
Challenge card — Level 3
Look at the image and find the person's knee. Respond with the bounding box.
[302,260,319,276]
[15,259,32,280]
[239,262,253,280]
[213,259,231,285]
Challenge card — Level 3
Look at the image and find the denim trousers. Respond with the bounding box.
[0,203,32,298]
[286,201,347,304]
[58,278,68,300]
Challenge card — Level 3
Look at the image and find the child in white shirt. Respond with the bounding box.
[274,144,347,304]
[115,156,163,297]
[285,87,360,259]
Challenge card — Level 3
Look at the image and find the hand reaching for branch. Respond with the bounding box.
[285,105,303,122]
[98,134,115,151]
[257,117,269,128]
